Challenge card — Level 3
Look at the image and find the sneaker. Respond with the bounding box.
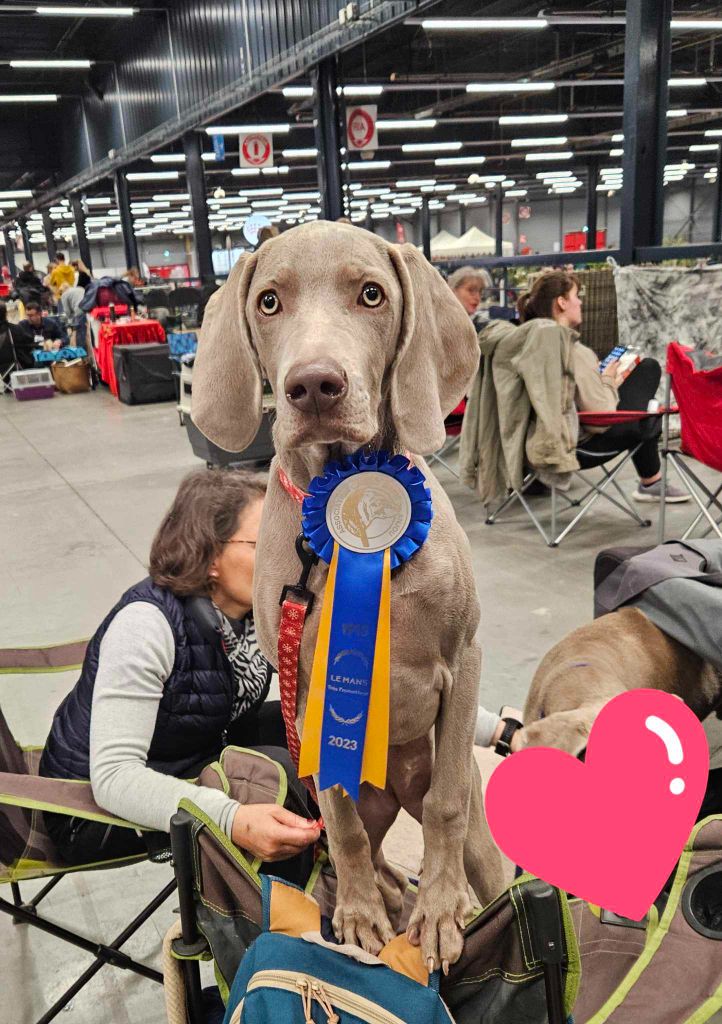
[632,479,691,503]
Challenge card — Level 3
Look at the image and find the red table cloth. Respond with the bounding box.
[96,319,165,396]
[89,304,129,321]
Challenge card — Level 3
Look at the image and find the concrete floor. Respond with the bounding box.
[1,388,721,1023]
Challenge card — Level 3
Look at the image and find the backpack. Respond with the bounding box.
[222,874,454,1024]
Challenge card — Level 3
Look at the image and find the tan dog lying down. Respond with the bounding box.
[523,606,722,756]
[191,222,503,971]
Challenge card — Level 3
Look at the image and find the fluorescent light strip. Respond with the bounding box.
[127,171,179,181]
[396,178,436,187]
[0,94,57,102]
[420,18,547,30]
[609,148,624,157]
[0,189,32,199]
[151,193,190,202]
[467,82,554,93]
[37,5,136,14]
[667,109,688,118]
[85,197,112,206]
[669,77,707,87]
[535,171,574,179]
[691,144,719,151]
[511,136,568,147]
[341,85,384,96]
[10,59,92,68]
[151,154,185,164]
[283,86,313,98]
[671,19,722,29]
[378,119,436,129]
[205,124,290,135]
[282,148,318,158]
[435,155,486,165]
[342,160,391,170]
[705,129,722,137]
[499,113,568,126]
[525,151,573,161]
[402,141,461,153]
[505,189,528,197]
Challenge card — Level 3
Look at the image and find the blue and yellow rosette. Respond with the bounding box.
[298,450,432,800]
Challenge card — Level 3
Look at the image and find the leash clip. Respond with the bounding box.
[279,533,319,614]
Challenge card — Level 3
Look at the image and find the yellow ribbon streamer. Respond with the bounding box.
[298,544,339,779]
[298,543,391,794]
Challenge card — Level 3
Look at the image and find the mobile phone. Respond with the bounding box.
[599,345,627,372]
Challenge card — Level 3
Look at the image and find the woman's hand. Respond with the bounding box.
[231,803,320,861]
[602,358,623,388]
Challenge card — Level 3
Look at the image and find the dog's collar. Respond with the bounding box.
[278,466,310,506]
[278,448,414,507]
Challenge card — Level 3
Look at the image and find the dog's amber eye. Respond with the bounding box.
[359,283,384,308]
[258,290,281,315]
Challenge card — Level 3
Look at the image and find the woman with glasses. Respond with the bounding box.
[39,469,320,869]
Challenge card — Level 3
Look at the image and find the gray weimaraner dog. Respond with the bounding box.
[192,221,503,971]
[522,606,722,756]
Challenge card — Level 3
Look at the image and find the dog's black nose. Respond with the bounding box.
[284,360,347,413]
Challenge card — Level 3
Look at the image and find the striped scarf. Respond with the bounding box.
[213,606,270,720]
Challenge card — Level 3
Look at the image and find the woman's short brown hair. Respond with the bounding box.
[517,269,580,323]
[149,468,267,596]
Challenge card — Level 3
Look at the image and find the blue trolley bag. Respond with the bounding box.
[222,874,454,1024]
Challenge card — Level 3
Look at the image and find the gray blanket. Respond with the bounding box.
[595,539,722,671]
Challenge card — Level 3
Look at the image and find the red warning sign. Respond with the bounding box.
[346,105,378,152]
[240,133,273,168]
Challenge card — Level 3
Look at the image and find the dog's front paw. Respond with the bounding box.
[406,881,471,973]
[333,886,395,955]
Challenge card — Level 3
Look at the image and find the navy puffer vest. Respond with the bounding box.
[40,578,235,781]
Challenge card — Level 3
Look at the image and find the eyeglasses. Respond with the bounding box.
[225,539,257,548]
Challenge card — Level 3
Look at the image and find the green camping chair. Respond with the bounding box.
[0,641,176,1024]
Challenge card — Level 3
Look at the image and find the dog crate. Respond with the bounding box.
[10,368,55,401]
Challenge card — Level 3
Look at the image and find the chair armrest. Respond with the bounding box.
[0,639,88,674]
[0,772,148,830]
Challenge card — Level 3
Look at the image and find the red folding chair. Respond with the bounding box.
[659,341,722,542]
[427,399,466,478]
[486,408,669,547]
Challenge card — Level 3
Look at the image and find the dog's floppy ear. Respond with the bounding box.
[387,243,479,454]
[191,252,262,453]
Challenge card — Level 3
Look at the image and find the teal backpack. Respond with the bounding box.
[222,874,454,1024]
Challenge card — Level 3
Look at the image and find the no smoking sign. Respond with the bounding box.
[240,132,273,168]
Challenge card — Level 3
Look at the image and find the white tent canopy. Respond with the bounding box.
[431,226,513,259]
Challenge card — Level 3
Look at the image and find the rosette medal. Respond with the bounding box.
[298,450,432,799]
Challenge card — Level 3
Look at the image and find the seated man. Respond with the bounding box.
[15,301,65,352]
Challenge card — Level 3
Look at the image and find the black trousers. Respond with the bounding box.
[579,357,662,479]
[44,701,315,884]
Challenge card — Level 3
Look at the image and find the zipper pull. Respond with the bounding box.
[313,983,339,1024]
[296,978,314,1023]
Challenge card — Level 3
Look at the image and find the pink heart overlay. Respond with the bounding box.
[485,690,709,920]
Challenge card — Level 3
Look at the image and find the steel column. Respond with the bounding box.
[495,184,503,257]
[619,0,672,263]
[421,197,431,260]
[459,204,467,234]
[586,160,599,249]
[3,229,17,277]
[114,170,139,272]
[19,219,33,264]
[182,131,214,283]
[311,58,343,222]
[41,210,57,262]
[714,145,722,243]
[70,196,92,272]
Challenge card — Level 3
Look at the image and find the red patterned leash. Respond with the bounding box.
[276,469,319,797]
